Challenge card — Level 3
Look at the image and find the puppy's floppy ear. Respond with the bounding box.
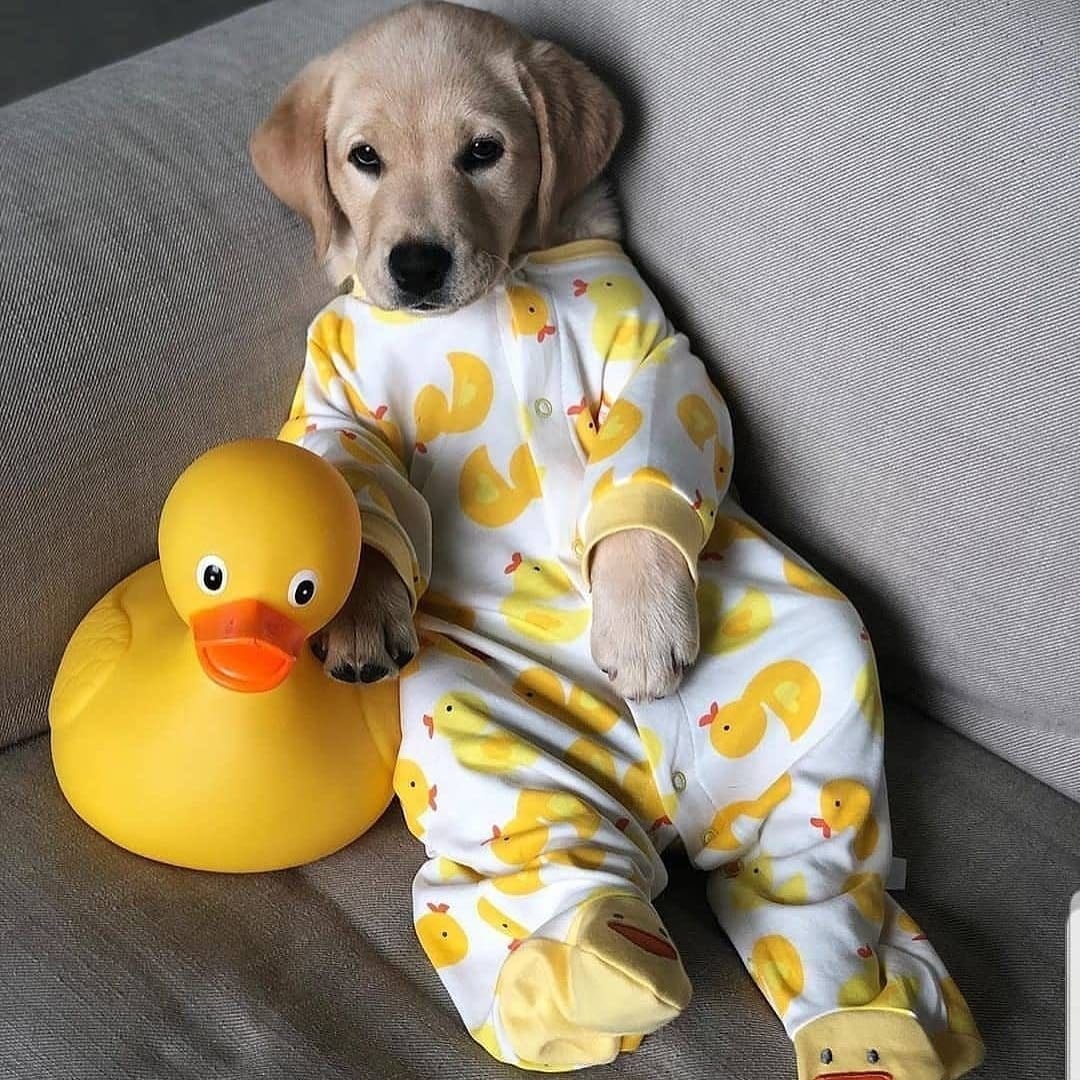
[249,56,338,258]
[517,41,623,245]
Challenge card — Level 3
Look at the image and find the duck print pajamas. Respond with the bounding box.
[281,240,983,1079]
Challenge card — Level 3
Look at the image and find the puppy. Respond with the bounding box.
[251,1,697,701]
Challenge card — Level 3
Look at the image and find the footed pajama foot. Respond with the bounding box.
[794,1008,984,1080]
[495,894,691,1070]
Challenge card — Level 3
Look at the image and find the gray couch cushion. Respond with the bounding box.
[0,0,1076,797]
[1,702,1074,1078]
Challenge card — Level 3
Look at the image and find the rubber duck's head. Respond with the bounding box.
[158,440,361,693]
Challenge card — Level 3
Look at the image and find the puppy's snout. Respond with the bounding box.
[388,241,453,299]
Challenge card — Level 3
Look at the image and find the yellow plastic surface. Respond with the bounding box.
[49,440,401,872]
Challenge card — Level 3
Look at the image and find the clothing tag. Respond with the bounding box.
[887,856,907,890]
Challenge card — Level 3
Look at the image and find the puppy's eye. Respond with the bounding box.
[348,144,381,174]
[459,137,504,172]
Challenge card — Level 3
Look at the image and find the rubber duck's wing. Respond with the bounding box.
[49,588,132,730]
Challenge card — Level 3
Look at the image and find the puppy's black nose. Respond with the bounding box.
[388,241,452,298]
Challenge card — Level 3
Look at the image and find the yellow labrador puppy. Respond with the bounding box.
[251,0,698,702]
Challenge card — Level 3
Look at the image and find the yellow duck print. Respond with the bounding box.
[622,758,673,833]
[507,284,556,342]
[875,973,922,1011]
[302,313,407,459]
[843,872,885,924]
[477,895,531,951]
[565,737,618,789]
[395,758,437,839]
[854,661,885,735]
[572,274,659,362]
[511,667,620,736]
[566,397,599,454]
[588,399,643,463]
[707,773,792,851]
[811,779,880,860]
[750,934,804,1018]
[700,514,766,562]
[485,789,601,868]
[837,943,883,1006]
[722,854,807,910]
[459,444,543,528]
[676,393,730,487]
[782,557,845,600]
[500,554,590,644]
[896,909,929,942]
[697,583,773,654]
[416,901,469,969]
[413,351,494,453]
[698,660,821,757]
[423,691,538,774]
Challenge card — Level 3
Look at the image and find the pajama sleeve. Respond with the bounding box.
[278,306,431,609]
[578,297,732,586]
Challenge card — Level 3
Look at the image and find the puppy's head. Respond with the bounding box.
[250,2,622,312]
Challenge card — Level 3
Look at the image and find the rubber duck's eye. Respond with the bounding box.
[532,565,541,572]
[604,280,613,287]
[612,912,624,919]
[820,1048,833,1065]
[867,1049,880,1064]
[834,799,842,808]
[528,306,536,314]
[287,569,319,608]
[196,555,228,595]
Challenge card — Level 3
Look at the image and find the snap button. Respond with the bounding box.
[534,398,553,418]
[702,828,716,847]
[672,770,687,793]
[572,538,585,557]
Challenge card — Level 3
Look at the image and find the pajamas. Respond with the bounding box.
[281,240,984,1078]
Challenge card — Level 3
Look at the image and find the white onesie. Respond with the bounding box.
[281,239,984,1080]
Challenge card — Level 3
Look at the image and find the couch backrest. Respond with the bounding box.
[1,0,1075,797]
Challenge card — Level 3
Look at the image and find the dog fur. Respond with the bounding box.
[251,1,698,701]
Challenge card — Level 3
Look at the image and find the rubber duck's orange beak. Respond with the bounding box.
[192,600,306,693]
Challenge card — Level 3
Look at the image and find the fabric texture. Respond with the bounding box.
[0,703,1073,1078]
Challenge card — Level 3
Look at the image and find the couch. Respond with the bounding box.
[1,1,1076,1076]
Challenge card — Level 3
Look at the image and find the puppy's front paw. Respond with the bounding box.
[589,530,699,702]
[313,548,418,684]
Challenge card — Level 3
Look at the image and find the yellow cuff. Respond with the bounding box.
[581,483,706,587]
[360,513,421,611]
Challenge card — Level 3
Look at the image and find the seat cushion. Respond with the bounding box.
[0,699,1073,1078]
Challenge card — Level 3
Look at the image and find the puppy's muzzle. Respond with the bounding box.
[388,241,453,304]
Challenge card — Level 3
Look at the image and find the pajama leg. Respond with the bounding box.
[649,502,984,1080]
[394,636,692,1071]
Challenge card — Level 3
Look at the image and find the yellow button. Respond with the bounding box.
[702,829,716,847]
[672,771,687,793]
[534,398,553,418]
[572,538,585,557]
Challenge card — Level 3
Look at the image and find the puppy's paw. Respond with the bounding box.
[312,548,418,684]
[590,530,699,702]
